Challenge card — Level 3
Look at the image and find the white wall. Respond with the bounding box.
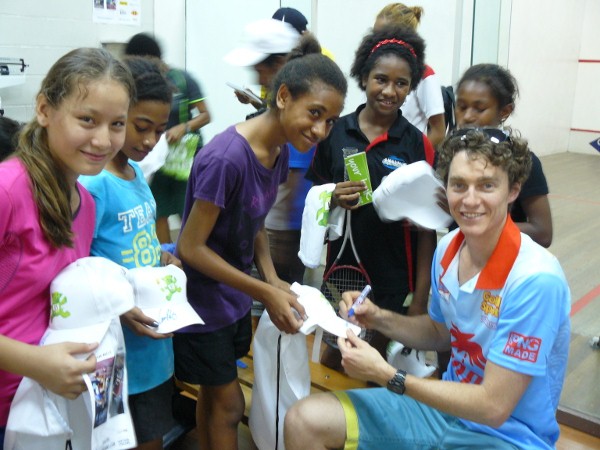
[185,0,281,141]
[2,0,598,156]
[505,0,586,156]
[154,0,186,68]
[568,0,600,155]
[0,0,155,122]
[187,0,463,143]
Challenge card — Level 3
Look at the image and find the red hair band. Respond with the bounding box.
[370,39,416,58]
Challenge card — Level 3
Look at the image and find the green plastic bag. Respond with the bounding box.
[161,133,199,180]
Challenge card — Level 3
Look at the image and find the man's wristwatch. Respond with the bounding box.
[387,369,407,395]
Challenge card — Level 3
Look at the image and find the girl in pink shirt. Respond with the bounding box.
[0,48,135,439]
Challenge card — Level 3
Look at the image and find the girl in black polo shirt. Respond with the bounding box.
[307,26,437,369]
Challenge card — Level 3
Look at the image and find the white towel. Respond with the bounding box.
[327,205,345,241]
[299,184,335,268]
[137,134,169,184]
[372,161,453,230]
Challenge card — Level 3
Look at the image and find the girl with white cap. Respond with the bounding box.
[0,48,134,447]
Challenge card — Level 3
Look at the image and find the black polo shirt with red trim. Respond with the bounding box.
[306,104,435,296]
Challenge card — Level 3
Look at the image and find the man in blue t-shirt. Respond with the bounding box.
[284,128,571,450]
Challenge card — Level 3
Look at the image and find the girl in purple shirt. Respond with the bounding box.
[174,35,347,450]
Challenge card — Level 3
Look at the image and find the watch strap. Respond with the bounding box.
[387,369,407,395]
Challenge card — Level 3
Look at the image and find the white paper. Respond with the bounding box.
[138,134,169,184]
[84,322,136,450]
[225,82,263,105]
[291,283,361,338]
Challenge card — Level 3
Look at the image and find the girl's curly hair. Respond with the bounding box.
[350,25,425,92]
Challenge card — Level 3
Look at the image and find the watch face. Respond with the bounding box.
[387,370,406,395]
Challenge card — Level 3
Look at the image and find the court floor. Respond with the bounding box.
[540,152,600,428]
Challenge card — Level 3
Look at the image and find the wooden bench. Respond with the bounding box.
[175,332,366,426]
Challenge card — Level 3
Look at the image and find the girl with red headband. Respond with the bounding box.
[306,26,437,369]
[374,3,447,147]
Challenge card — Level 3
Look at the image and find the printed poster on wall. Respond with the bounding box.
[93,0,141,26]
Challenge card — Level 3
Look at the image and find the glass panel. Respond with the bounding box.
[472,0,502,64]
[471,0,600,433]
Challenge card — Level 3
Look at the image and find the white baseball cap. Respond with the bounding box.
[126,264,204,333]
[291,283,361,338]
[387,340,436,378]
[373,160,453,230]
[7,257,137,450]
[7,325,136,450]
[41,257,135,346]
[223,18,300,67]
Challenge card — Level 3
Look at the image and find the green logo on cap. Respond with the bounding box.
[161,274,182,301]
[51,292,71,319]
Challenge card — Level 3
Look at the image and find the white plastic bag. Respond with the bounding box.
[249,311,311,450]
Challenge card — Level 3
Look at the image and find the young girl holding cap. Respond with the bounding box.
[306,26,437,369]
[454,64,553,247]
[174,35,347,450]
[0,48,134,445]
[80,55,178,450]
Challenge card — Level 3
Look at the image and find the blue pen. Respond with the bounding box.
[348,285,371,317]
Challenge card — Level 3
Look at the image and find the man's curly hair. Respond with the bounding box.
[436,129,532,188]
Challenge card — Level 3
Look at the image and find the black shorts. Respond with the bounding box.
[128,378,175,444]
[173,313,252,386]
[149,170,187,218]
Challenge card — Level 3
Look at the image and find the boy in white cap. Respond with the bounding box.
[224,18,300,109]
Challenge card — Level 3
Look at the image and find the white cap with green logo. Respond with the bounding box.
[41,256,134,347]
[127,264,204,334]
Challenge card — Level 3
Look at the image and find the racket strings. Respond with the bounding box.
[320,211,375,346]
[321,265,370,308]
[321,266,373,347]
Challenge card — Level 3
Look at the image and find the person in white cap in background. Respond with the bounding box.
[224,18,300,110]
